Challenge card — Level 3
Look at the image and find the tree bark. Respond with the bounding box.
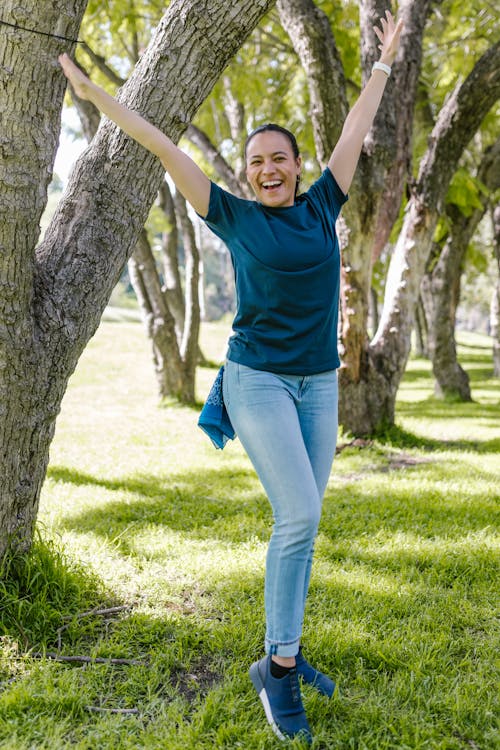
[175,193,201,401]
[158,181,185,337]
[421,137,500,399]
[0,0,89,555]
[0,0,276,559]
[368,42,500,430]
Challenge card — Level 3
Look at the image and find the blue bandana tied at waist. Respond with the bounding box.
[198,366,236,449]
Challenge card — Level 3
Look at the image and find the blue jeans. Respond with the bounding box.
[223,359,338,657]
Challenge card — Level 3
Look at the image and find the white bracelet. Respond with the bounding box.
[372,61,391,77]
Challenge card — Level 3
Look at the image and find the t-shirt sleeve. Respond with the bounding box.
[304,167,348,221]
[198,181,250,244]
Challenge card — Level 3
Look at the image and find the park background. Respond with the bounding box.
[1,0,499,748]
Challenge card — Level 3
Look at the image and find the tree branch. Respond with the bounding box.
[418,40,500,209]
[80,42,126,87]
[276,0,347,169]
[185,124,249,198]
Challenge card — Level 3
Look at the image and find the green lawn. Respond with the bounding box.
[1,320,498,749]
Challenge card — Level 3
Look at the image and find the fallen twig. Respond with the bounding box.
[31,652,146,666]
[62,605,133,621]
[85,706,140,715]
[57,604,134,650]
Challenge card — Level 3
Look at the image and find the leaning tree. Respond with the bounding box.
[277,0,500,434]
[0,0,275,560]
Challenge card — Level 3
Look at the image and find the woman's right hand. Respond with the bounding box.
[374,10,403,66]
[58,53,93,100]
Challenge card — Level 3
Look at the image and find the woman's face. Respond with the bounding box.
[245,131,301,208]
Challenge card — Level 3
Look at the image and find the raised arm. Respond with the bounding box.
[58,54,211,217]
[328,11,403,195]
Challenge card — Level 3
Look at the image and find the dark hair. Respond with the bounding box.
[244,123,300,160]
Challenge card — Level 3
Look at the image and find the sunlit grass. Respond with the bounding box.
[1,320,498,749]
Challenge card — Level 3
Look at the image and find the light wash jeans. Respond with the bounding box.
[223,359,338,657]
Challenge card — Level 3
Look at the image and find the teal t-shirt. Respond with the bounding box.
[202,167,347,375]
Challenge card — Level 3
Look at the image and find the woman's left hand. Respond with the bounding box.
[374,10,404,66]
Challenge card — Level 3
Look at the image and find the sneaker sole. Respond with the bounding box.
[249,661,287,742]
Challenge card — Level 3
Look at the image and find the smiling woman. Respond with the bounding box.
[244,124,302,207]
[58,11,404,743]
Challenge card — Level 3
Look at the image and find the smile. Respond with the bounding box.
[261,180,283,190]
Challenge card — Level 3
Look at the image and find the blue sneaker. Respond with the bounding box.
[249,656,312,744]
[296,647,336,698]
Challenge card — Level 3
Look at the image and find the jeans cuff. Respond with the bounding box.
[265,637,300,658]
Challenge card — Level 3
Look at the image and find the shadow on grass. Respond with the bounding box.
[457,339,493,351]
[47,465,271,545]
[397,365,433,384]
[376,423,500,453]
[3,469,498,749]
[0,535,108,649]
[404,342,497,382]
[46,461,498,559]
[0,542,231,711]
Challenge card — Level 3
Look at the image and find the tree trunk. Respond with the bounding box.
[370,0,432,260]
[222,76,251,191]
[0,0,276,559]
[491,205,500,376]
[0,0,89,555]
[158,181,185,337]
[128,230,185,398]
[341,0,433,396]
[414,295,428,359]
[175,193,201,402]
[276,0,347,171]
[420,138,500,399]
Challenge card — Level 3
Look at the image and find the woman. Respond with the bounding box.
[59,10,402,743]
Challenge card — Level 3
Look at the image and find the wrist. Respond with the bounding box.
[372,61,391,77]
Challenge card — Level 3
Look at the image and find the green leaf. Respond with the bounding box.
[445,168,486,217]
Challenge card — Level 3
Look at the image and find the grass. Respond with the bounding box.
[0,320,499,749]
